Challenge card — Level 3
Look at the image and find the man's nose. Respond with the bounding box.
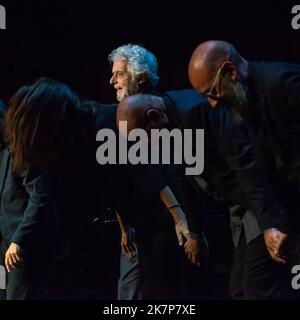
[110,75,116,85]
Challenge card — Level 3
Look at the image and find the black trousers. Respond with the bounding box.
[137,225,184,300]
[0,246,52,300]
[229,230,284,300]
[283,233,300,299]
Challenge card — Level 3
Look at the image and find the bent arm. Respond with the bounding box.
[10,169,51,248]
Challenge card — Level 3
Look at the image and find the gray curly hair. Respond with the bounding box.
[108,44,159,88]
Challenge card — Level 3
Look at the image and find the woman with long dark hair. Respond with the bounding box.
[0,77,80,300]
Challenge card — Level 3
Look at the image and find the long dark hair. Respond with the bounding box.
[4,77,80,174]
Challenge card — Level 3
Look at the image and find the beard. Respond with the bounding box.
[221,76,248,124]
[116,80,139,102]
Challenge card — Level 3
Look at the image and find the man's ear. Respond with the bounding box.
[221,61,238,81]
[146,109,163,128]
[138,73,147,85]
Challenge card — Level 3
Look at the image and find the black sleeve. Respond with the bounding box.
[179,174,207,235]
[278,69,300,188]
[11,168,51,247]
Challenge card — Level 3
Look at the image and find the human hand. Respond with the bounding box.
[120,231,136,258]
[263,228,288,264]
[5,242,23,272]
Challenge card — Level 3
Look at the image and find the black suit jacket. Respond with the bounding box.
[94,104,178,232]
[245,61,300,230]
[0,150,61,260]
[163,89,283,232]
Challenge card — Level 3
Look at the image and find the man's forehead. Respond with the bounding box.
[193,69,214,92]
[112,58,128,71]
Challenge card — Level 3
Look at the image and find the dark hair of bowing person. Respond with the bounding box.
[0,78,80,300]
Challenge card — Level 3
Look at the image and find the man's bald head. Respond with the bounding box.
[188,41,249,123]
[188,40,246,94]
[117,94,168,136]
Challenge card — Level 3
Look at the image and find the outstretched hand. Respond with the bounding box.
[184,233,209,266]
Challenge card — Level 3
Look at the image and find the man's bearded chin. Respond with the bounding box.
[117,81,139,102]
[116,90,125,102]
[222,79,248,124]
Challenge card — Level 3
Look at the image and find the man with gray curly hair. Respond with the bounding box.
[109,44,159,102]
[108,44,209,300]
[108,44,161,300]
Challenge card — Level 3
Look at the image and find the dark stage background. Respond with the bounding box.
[1,1,300,102]
[0,0,299,300]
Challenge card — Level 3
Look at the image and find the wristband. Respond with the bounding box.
[168,204,181,210]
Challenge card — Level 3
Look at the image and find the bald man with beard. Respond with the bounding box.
[189,40,300,299]
[117,91,287,299]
